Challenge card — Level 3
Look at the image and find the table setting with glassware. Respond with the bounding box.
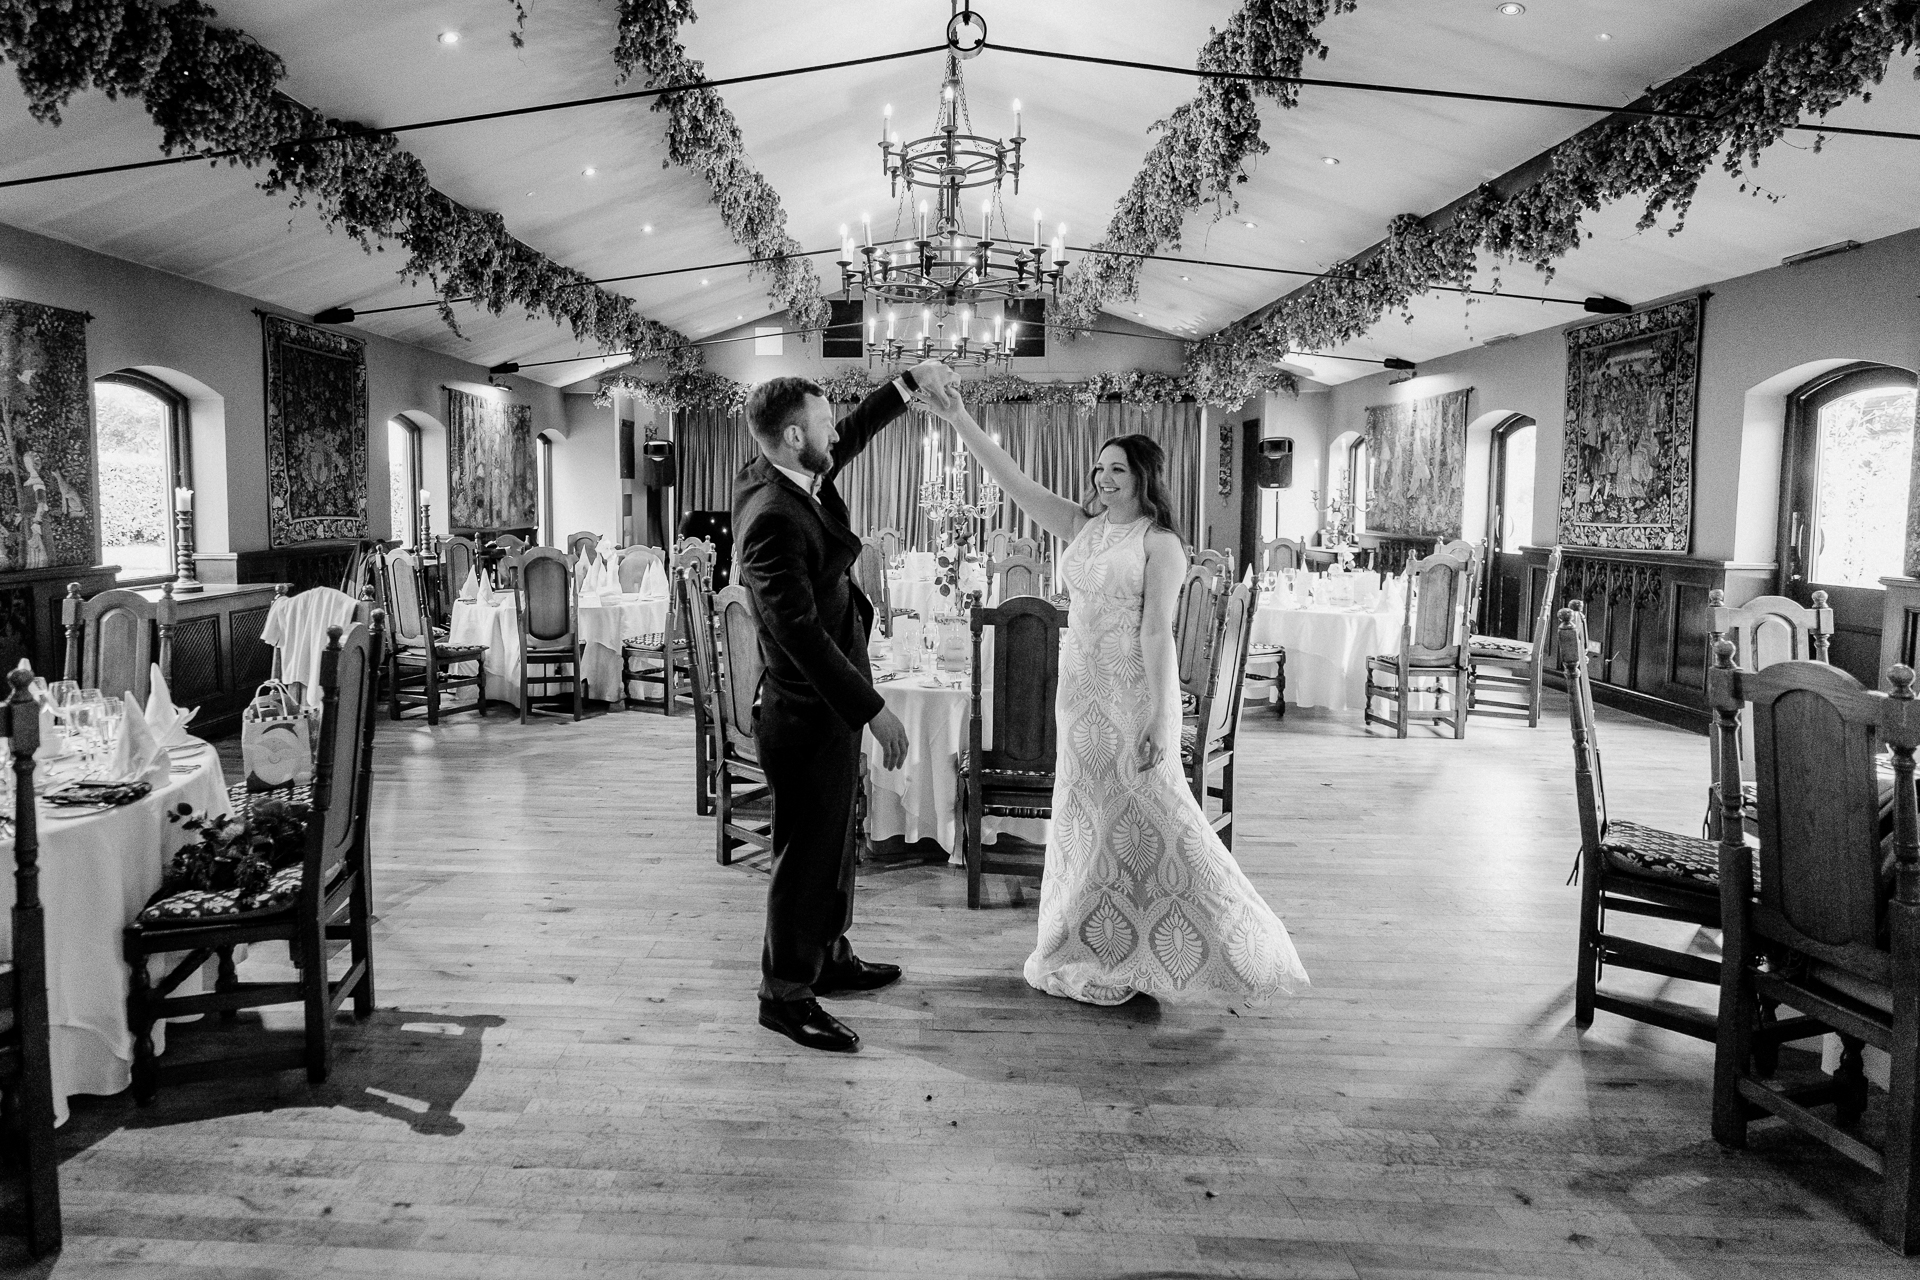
[0,666,228,1124]
[1251,566,1407,712]
[445,556,671,707]
[861,612,1049,862]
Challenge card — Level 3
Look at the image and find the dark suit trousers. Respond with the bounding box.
[758,695,860,1001]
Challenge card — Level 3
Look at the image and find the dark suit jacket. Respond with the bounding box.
[731,382,911,732]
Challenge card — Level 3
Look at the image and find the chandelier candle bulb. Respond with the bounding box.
[1033,210,1041,247]
[862,214,871,247]
[882,103,890,146]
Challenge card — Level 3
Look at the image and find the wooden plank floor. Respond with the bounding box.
[9,694,1908,1278]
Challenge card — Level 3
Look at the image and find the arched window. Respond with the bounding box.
[1782,364,1916,592]
[1490,416,1537,553]
[95,371,189,582]
[388,418,422,548]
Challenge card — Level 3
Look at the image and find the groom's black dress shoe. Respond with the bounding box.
[758,998,860,1052]
[815,958,903,995]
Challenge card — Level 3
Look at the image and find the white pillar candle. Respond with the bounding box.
[174,487,193,513]
[1032,210,1041,247]
[882,103,890,145]
[887,311,896,340]
[861,213,872,247]
[867,317,876,345]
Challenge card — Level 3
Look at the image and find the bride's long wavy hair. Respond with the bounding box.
[1081,434,1182,541]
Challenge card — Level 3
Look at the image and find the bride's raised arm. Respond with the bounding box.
[919,382,1087,544]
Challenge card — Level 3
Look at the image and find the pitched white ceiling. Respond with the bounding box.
[0,1,1910,388]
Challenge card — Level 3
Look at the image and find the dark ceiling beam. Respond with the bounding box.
[1227,0,1911,336]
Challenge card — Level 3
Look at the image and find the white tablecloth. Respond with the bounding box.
[449,593,668,707]
[1250,603,1403,711]
[887,574,940,621]
[0,743,229,1125]
[862,651,1049,863]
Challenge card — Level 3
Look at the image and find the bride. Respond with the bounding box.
[919,383,1308,1006]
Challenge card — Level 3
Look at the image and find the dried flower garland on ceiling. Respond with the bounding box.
[0,0,694,368]
[1186,2,1920,399]
[602,0,831,333]
[594,364,1293,412]
[1054,0,1357,333]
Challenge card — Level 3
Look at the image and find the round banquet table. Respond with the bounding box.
[860,651,1049,864]
[887,573,941,621]
[449,591,669,708]
[1249,601,1403,711]
[0,741,229,1125]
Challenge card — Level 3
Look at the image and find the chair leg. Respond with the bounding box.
[302,923,330,1085]
[695,716,714,817]
[349,868,376,1019]
[519,668,530,725]
[425,654,441,726]
[1452,669,1467,739]
[965,792,982,909]
[1396,669,1409,739]
[715,764,734,866]
[127,951,159,1106]
[387,654,402,721]
[216,946,239,1021]
[1574,865,1599,1030]
[571,655,582,721]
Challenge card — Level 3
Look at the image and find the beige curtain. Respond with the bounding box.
[680,399,1205,554]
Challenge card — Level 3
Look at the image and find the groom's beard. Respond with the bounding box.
[798,441,833,475]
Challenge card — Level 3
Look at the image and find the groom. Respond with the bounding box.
[734,361,953,1052]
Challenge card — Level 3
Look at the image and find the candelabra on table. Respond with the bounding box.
[920,462,1001,609]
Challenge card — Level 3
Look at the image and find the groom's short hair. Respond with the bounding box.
[747,377,824,446]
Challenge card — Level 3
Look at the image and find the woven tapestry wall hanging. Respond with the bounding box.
[1364,387,1471,539]
[262,314,368,546]
[1559,294,1703,552]
[0,299,94,570]
[446,388,536,530]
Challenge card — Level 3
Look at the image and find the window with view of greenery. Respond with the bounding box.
[1811,384,1916,588]
[95,376,181,581]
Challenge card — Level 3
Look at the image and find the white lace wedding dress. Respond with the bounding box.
[1024,515,1310,1006]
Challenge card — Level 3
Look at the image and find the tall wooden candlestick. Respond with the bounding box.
[171,507,204,593]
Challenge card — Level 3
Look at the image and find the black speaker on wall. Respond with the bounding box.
[642,439,675,488]
[619,419,636,479]
[1256,437,1293,489]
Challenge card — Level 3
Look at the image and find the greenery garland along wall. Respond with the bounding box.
[1183,2,1920,400]
[0,0,696,372]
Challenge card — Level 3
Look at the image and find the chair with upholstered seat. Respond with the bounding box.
[989,553,1047,601]
[615,542,665,594]
[1183,582,1255,848]
[1259,537,1305,574]
[623,544,699,714]
[1708,649,1920,1253]
[1704,589,1834,839]
[1558,602,1816,1051]
[712,585,773,864]
[677,564,722,817]
[0,664,60,1257]
[513,548,581,722]
[382,548,486,724]
[435,536,480,624]
[565,531,602,564]
[1364,549,1474,738]
[125,615,383,1105]
[1467,545,1562,727]
[852,537,893,638]
[62,583,177,708]
[961,596,1067,908]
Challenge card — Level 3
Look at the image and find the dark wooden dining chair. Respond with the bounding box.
[124,616,384,1105]
[1183,581,1255,849]
[711,585,772,865]
[1704,589,1835,839]
[337,539,396,600]
[436,535,480,622]
[673,537,717,591]
[1193,547,1232,583]
[0,663,60,1258]
[1259,536,1304,574]
[961,596,1066,908]
[1172,561,1220,691]
[565,531,602,564]
[676,562,720,817]
[511,548,581,722]
[989,553,1046,602]
[62,582,177,707]
[873,527,904,561]
[383,548,487,724]
[1708,648,1920,1252]
[1002,535,1038,561]
[615,543,665,594]
[1365,549,1474,738]
[1467,544,1563,727]
[624,544,699,715]
[852,538,892,637]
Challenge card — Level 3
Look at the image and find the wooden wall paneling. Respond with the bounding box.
[1881,576,1920,688]
[0,565,117,682]
[130,583,281,738]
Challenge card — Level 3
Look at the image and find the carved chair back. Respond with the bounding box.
[515,548,576,650]
[1260,537,1305,574]
[617,543,666,594]
[969,596,1066,780]
[565,531,602,564]
[1174,562,1221,700]
[990,553,1046,601]
[62,584,176,706]
[712,585,764,763]
[1398,550,1473,668]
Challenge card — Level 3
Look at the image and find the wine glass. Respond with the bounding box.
[921,617,941,682]
[65,699,98,778]
[48,680,78,720]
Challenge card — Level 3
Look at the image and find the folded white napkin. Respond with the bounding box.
[32,702,62,761]
[108,700,167,786]
[143,662,199,748]
[640,560,668,600]
[458,565,481,602]
[599,560,623,598]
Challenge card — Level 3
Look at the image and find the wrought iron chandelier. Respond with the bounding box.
[837,6,1066,370]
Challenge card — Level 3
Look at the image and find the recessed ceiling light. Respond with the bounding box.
[1179,274,1190,281]
[700,278,710,286]
[736,315,744,321]
[525,190,535,197]
[642,224,653,234]
[1322,156,1340,165]
[1596,32,1612,41]
[582,167,596,177]
[438,31,460,45]
[1244,220,1257,229]
[1495,2,1524,15]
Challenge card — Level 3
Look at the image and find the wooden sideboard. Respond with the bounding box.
[130,583,282,739]
[1520,546,1774,732]
[196,540,359,595]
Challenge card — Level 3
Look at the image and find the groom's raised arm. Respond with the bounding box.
[737,507,886,731]
[827,362,953,476]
